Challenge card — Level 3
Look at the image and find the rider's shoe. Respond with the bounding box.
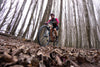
[50,38,54,42]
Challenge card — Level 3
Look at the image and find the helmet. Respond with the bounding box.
[50,13,55,16]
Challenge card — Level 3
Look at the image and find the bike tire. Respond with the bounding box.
[53,38,58,46]
[37,25,50,46]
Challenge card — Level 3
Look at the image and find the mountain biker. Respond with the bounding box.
[46,13,59,42]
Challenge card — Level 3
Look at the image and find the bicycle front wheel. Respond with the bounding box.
[37,25,50,46]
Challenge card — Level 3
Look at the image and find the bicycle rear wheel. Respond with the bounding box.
[53,37,58,46]
[37,25,50,46]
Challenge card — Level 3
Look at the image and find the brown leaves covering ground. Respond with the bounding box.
[0,35,100,67]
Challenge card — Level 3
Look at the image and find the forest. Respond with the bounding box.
[0,0,100,67]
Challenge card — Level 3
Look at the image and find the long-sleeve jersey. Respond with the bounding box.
[47,18,59,26]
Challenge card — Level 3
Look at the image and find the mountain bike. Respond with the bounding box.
[37,24,58,46]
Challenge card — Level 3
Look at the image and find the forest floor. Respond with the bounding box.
[0,34,100,67]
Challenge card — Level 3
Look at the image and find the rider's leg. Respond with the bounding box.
[50,28,54,41]
[54,28,58,38]
[54,28,57,36]
[48,24,54,41]
[54,26,59,40]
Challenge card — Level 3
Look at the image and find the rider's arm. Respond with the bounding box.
[55,18,59,26]
[55,18,59,24]
[46,19,51,24]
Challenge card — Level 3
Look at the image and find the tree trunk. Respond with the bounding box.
[30,0,53,39]
[6,1,19,33]
[17,0,33,36]
[22,0,38,38]
[10,0,27,35]
[82,0,92,48]
[0,0,13,29]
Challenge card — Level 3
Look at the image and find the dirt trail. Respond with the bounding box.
[0,35,100,67]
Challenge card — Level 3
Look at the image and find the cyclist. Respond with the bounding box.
[46,13,59,42]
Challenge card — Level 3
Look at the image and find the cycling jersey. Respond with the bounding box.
[47,18,59,26]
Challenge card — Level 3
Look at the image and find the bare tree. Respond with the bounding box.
[87,0,99,49]
[0,0,13,29]
[72,0,78,47]
[30,0,44,41]
[0,0,6,11]
[75,0,82,48]
[82,0,92,48]
[6,0,19,33]
[17,0,33,36]
[58,0,63,46]
[22,0,38,38]
[30,0,53,40]
[10,0,27,35]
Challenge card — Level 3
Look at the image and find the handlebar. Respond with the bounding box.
[44,23,48,25]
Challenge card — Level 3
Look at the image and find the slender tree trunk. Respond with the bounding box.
[58,0,63,46]
[0,0,6,21]
[82,0,92,48]
[72,0,78,48]
[30,0,53,39]
[87,0,99,49]
[17,0,33,36]
[10,0,27,35]
[76,0,82,48]
[65,1,68,47]
[0,0,6,11]
[6,1,19,33]
[68,0,72,47]
[0,0,3,8]
[0,0,13,29]
[22,0,38,38]
[30,0,44,41]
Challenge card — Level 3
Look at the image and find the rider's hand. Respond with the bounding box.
[44,23,48,25]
